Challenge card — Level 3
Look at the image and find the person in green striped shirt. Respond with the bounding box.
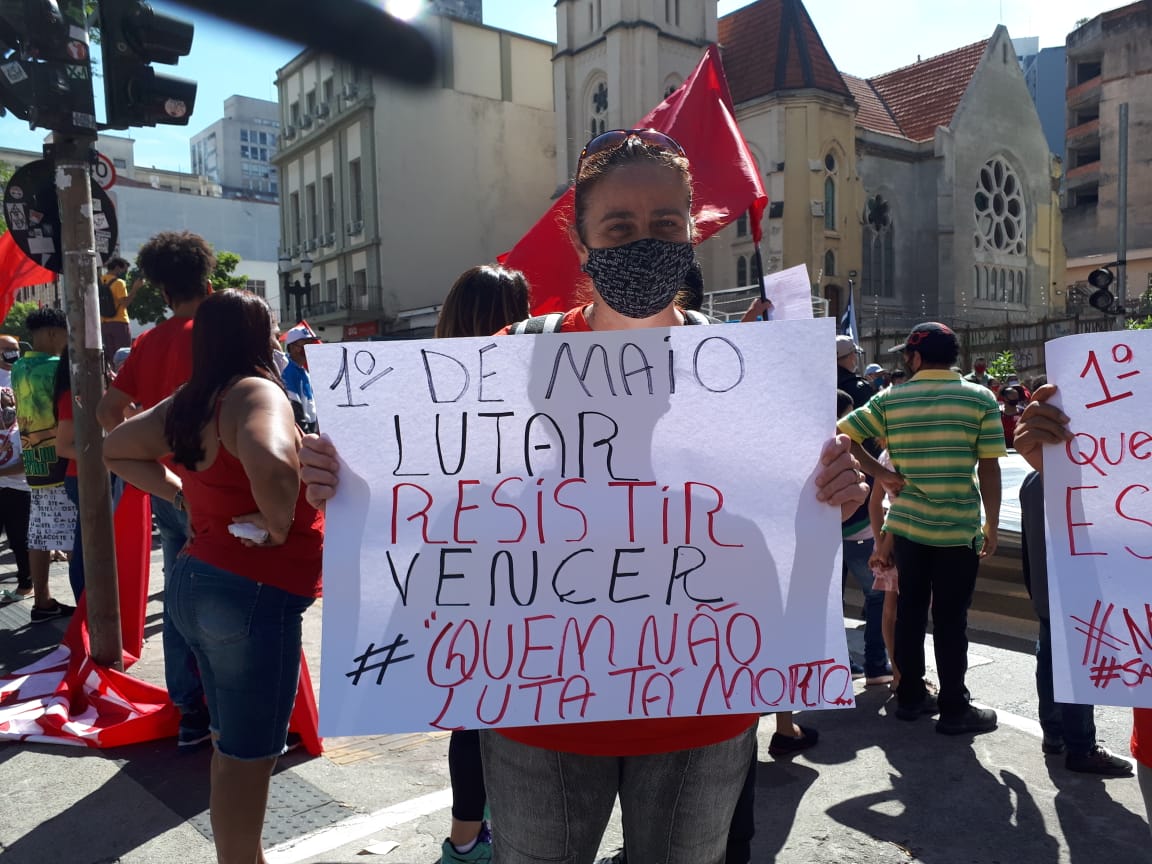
[837,322,1007,737]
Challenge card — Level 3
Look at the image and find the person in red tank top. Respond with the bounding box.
[104,290,323,864]
[299,131,871,864]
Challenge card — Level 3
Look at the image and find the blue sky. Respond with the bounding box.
[0,0,1122,171]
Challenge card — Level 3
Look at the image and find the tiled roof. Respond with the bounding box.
[718,0,850,104]
[842,74,902,138]
[867,40,989,142]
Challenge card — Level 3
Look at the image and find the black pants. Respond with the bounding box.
[0,485,31,590]
[892,535,980,718]
[448,729,487,822]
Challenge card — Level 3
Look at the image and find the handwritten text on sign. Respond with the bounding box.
[1044,329,1152,706]
[311,318,848,735]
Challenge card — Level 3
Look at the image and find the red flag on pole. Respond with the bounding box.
[499,45,767,314]
[0,231,56,322]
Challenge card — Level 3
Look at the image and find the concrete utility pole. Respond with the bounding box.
[1116,102,1129,331]
[58,137,123,669]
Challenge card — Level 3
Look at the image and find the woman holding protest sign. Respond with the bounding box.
[104,290,324,864]
[301,129,868,864]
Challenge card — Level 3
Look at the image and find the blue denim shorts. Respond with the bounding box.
[166,553,314,760]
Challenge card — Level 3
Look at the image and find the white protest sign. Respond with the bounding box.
[762,264,814,321]
[311,318,849,736]
[1044,328,1152,705]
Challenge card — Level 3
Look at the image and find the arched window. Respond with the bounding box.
[824,177,836,231]
[736,212,748,237]
[974,156,1026,255]
[974,266,981,300]
[589,79,608,138]
[737,256,748,287]
[861,194,894,298]
[824,249,836,278]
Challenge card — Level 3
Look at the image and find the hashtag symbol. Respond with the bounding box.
[1071,600,1128,667]
[1089,656,1124,689]
[346,634,415,686]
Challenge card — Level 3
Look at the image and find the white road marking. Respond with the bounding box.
[264,786,452,863]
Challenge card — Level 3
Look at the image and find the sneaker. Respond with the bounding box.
[1065,745,1134,776]
[866,673,894,686]
[936,705,997,736]
[768,724,820,756]
[895,692,939,721]
[177,708,212,749]
[283,732,303,753]
[1042,737,1066,756]
[593,851,626,864]
[850,661,866,680]
[439,835,493,863]
[29,600,75,623]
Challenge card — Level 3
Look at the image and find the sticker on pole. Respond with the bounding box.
[93,151,117,191]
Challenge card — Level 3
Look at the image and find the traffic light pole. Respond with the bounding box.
[58,137,123,670]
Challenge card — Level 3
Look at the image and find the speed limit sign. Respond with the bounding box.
[93,150,117,191]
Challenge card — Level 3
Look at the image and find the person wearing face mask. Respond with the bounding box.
[0,335,33,605]
[839,322,1007,737]
[964,356,991,388]
[298,129,869,864]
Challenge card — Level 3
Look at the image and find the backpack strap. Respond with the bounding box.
[682,309,719,325]
[509,313,565,334]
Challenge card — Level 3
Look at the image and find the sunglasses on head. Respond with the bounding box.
[578,129,686,170]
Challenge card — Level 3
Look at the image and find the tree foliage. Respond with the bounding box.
[0,301,41,343]
[126,249,250,325]
[987,350,1016,381]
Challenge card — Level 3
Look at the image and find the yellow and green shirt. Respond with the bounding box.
[837,369,1006,547]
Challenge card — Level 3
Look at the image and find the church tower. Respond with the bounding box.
[553,0,716,188]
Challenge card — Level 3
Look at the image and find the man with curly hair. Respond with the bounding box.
[98,230,215,748]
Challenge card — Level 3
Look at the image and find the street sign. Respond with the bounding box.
[3,158,118,272]
[93,151,117,190]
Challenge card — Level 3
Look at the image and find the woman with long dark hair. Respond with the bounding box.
[105,290,323,864]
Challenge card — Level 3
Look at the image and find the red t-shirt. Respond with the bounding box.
[1133,708,1152,768]
[495,305,759,756]
[112,316,195,409]
[56,391,77,478]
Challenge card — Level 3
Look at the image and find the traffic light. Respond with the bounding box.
[98,0,196,129]
[0,0,97,132]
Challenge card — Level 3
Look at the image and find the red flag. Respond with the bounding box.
[0,231,56,322]
[499,45,767,314]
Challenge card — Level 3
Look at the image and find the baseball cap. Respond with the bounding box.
[889,322,960,362]
[864,363,883,375]
[836,335,863,358]
[283,323,320,347]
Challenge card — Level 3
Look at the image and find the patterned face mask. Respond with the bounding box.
[1,351,19,364]
[582,238,696,319]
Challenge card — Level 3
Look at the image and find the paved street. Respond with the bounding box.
[2,540,1149,864]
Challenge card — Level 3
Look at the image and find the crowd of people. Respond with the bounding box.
[0,127,1149,863]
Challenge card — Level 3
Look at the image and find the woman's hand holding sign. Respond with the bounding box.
[300,433,340,510]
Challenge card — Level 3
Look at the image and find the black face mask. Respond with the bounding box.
[583,238,696,319]
[0,407,14,428]
[1,351,19,364]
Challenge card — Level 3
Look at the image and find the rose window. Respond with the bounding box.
[974,158,1025,254]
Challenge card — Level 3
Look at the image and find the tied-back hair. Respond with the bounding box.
[572,137,694,244]
[165,291,284,470]
[435,266,531,338]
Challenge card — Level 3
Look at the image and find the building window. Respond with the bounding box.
[306,89,317,117]
[736,212,748,237]
[323,77,334,104]
[974,156,1025,254]
[240,129,248,142]
[861,194,894,298]
[737,256,747,286]
[326,277,337,303]
[589,80,608,138]
[349,158,363,222]
[305,183,317,240]
[824,177,836,231]
[824,249,836,278]
[322,174,335,235]
[290,102,300,126]
[246,279,266,298]
[290,191,301,246]
[112,158,126,168]
[354,268,368,298]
